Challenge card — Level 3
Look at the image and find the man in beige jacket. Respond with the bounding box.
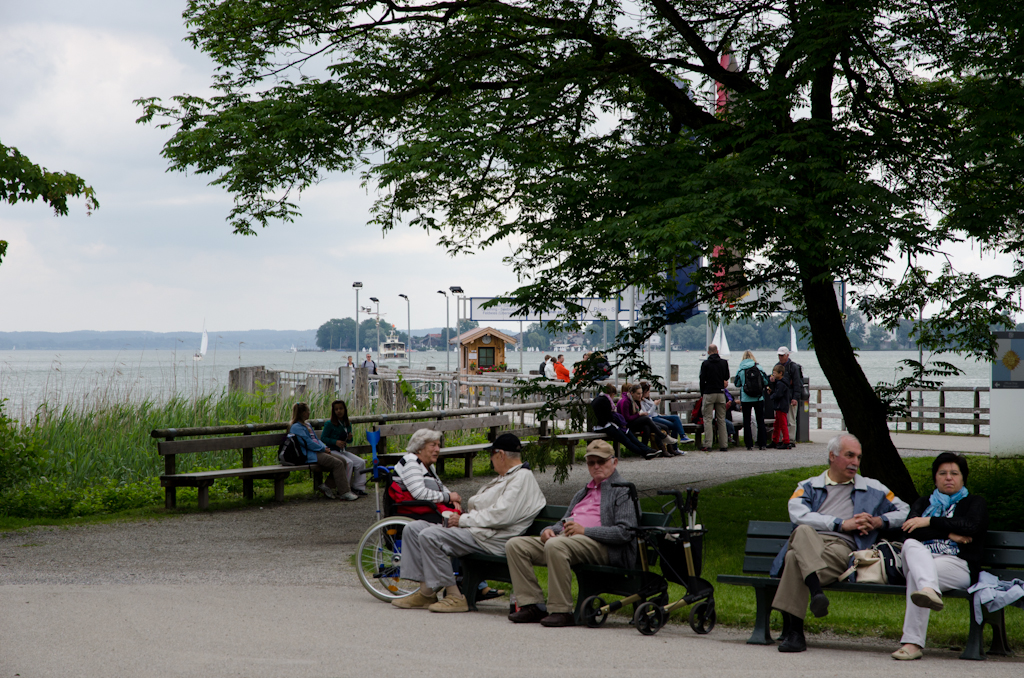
[391,433,546,613]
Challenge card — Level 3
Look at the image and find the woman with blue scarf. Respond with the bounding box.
[892,453,988,660]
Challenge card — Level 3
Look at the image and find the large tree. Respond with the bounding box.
[138,0,1024,500]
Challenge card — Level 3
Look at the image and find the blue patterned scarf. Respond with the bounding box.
[923,487,969,517]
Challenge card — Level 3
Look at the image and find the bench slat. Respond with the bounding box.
[742,555,777,573]
[982,549,1024,567]
[987,531,1024,549]
[377,415,509,437]
[746,537,790,555]
[160,464,310,483]
[158,433,288,456]
[747,521,796,537]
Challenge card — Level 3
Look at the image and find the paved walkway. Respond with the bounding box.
[0,436,1007,677]
[2,584,1020,677]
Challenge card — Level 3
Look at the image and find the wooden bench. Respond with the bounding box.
[459,504,672,621]
[156,431,326,509]
[716,520,1024,660]
[374,415,528,478]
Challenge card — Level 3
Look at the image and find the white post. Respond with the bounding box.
[519,320,524,375]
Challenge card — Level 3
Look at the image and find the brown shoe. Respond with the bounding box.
[540,612,576,627]
[391,590,438,609]
[508,604,547,623]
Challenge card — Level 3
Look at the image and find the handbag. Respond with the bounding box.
[839,539,905,585]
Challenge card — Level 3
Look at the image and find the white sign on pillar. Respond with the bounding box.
[990,331,1024,457]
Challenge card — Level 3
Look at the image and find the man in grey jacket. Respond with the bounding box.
[391,434,546,613]
[506,440,638,627]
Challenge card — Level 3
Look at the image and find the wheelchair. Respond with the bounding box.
[356,465,450,601]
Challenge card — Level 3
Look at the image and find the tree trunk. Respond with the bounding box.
[801,269,919,503]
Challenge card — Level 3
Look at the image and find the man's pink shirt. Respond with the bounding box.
[568,479,603,529]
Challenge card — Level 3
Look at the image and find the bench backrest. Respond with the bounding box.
[158,432,289,457]
[741,520,1024,578]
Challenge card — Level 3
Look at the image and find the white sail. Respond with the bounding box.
[711,323,722,349]
[200,330,209,357]
[718,323,731,359]
[790,324,798,354]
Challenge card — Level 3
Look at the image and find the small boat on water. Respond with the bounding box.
[379,330,407,360]
[193,329,208,361]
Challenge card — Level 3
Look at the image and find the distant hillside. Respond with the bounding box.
[0,330,320,351]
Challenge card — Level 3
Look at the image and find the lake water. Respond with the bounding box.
[0,348,992,433]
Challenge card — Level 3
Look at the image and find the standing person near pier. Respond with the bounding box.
[775,347,806,442]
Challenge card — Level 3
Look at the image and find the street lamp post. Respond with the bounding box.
[369,297,381,358]
[437,290,449,372]
[449,286,464,371]
[352,282,363,354]
[398,293,411,368]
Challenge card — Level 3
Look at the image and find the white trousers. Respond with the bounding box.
[900,538,970,647]
[330,450,367,491]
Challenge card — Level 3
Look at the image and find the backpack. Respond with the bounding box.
[277,433,307,466]
[743,366,765,398]
[839,540,905,585]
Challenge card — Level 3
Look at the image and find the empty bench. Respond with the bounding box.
[460,504,671,621]
[716,520,1024,660]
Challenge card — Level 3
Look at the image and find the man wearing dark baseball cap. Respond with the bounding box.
[505,440,639,627]
[392,432,546,613]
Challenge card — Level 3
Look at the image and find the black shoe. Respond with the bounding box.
[540,612,576,627]
[508,604,547,624]
[719,447,728,452]
[766,442,776,448]
[758,446,767,450]
[778,629,807,652]
[746,447,754,451]
[354,489,369,497]
[644,450,661,460]
[809,592,829,618]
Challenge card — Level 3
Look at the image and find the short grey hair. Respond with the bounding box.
[407,428,442,455]
[827,433,859,458]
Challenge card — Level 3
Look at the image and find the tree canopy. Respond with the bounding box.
[139,0,1024,499]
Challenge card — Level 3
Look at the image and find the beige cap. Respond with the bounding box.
[585,440,615,459]
[777,346,790,355]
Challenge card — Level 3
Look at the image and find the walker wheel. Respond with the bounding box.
[689,600,716,634]
[634,601,667,636]
[581,596,608,627]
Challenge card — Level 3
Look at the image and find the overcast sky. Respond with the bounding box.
[1,1,1017,333]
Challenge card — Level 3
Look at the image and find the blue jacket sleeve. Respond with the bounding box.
[290,423,326,463]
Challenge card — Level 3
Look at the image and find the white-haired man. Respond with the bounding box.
[770,433,909,652]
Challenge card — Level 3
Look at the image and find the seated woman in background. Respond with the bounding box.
[893,453,988,660]
[639,381,692,451]
[320,399,368,497]
[289,402,357,501]
[618,383,675,454]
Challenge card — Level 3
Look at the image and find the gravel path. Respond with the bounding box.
[0,443,946,586]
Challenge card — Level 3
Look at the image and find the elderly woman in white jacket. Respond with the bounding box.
[391,433,547,613]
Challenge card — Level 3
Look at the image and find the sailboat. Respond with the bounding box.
[193,329,208,361]
[790,324,799,354]
[712,323,731,359]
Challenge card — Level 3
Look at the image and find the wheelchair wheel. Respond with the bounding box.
[581,595,608,628]
[633,601,667,636]
[689,599,716,634]
[356,516,418,601]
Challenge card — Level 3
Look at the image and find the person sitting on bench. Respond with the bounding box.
[505,440,638,627]
[590,384,659,459]
[769,433,909,652]
[892,453,988,661]
[391,434,546,613]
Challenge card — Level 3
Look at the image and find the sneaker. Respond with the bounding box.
[678,435,693,443]
[338,491,359,501]
[391,590,438,609]
[663,435,677,445]
[428,595,469,613]
[317,484,337,500]
[644,450,662,460]
[354,489,369,496]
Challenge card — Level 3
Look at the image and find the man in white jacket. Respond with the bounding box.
[391,433,547,613]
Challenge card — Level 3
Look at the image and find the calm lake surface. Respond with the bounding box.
[0,347,992,433]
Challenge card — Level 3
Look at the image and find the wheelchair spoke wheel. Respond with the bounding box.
[356,516,418,601]
[581,595,608,628]
[688,600,717,635]
[634,601,667,636]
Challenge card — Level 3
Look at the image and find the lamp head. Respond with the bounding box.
[437,290,446,296]
[449,286,464,294]
[369,297,379,303]
[399,294,408,300]
[352,282,363,288]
